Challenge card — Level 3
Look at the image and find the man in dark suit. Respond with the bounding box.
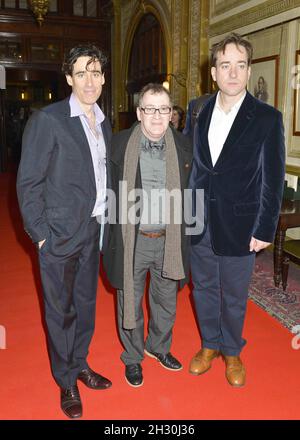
[103,83,192,387]
[183,94,211,140]
[189,33,285,386]
[17,45,112,418]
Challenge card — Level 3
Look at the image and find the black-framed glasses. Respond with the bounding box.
[140,106,171,115]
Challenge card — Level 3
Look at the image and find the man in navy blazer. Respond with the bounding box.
[17,45,112,418]
[183,94,211,140]
[189,33,285,386]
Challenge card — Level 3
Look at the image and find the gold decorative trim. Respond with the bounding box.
[211,0,249,18]
[286,164,300,175]
[209,0,300,37]
[171,0,182,105]
[187,0,201,99]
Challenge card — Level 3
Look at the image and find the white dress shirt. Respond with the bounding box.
[69,93,107,217]
[208,91,246,166]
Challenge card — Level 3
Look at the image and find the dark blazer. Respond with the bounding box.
[189,91,285,256]
[103,124,193,289]
[183,94,211,140]
[17,97,112,257]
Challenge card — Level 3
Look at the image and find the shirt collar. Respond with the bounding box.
[141,133,165,151]
[69,93,105,125]
[215,90,246,114]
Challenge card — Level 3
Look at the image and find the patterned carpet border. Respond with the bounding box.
[249,251,300,333]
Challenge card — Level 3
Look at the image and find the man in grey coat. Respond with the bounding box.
[103,83,192,387]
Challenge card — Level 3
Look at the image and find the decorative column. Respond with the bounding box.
[187,0,210,102]
[171,0,188,108]
[112,0,122,131]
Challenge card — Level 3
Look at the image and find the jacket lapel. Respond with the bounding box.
[101,117,112,189]
[198,93,217,168]
[173,129,193,190]
[214,91,256,169]
[68,115,97,190]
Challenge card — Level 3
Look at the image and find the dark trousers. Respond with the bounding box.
[117,233,178,365]
[191,227,255,356]
[38,218,100,388]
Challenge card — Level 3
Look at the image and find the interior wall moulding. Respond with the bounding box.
[209,0,300,37]
[286,164,300,175]
[211,0,249,18]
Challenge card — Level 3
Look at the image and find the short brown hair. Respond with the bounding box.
[210,33,253,67]
[138,83,173,107]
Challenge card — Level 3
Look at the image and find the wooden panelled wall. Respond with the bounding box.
[0,4,113,119]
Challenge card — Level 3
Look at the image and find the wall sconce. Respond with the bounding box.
[162,80,169,90]
[21,90,25,100]
[48,90,52,100]
[28,0,50,27]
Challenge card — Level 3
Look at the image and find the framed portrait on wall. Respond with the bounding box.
[293,50,300,136]
[248,55,279,108]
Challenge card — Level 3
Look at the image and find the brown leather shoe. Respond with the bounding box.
[189,348,219,375]
[223,356,246,387]
[78,366,112,390]
[60,385,82,419]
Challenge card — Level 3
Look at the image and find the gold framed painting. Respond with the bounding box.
[293,50,300,136]
[248,55,279,108]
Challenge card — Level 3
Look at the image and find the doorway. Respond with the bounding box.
[2,68,66,171]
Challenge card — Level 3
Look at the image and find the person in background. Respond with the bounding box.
[183,94,211,140]
[189,33,285,387]
[171,105,185,131]
[17,44,112,419]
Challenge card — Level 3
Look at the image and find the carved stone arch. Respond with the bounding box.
[121,0,171,110]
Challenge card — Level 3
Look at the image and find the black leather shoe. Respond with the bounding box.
[60,385,82,419]
[78,366,112,390]
[125,364,143,387]
[144,349,183,371]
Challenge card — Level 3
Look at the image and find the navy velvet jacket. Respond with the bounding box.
[189,91,285,256]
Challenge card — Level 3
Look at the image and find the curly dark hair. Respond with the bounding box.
[62,44,108,76]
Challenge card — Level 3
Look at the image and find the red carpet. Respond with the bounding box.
[0,172,300,420]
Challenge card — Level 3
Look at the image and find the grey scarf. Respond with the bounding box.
[121,123,185,329]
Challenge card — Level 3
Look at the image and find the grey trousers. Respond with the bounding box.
[117,233,178,365]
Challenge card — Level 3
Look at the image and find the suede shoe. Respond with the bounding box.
[223,355,246,387]
[125,364,143,387]
[78,366,112,390]
[60,385,82,419]
[144,349,182,371]
[189,348,219,375]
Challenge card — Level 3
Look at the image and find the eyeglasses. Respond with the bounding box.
[140,106,171,115]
